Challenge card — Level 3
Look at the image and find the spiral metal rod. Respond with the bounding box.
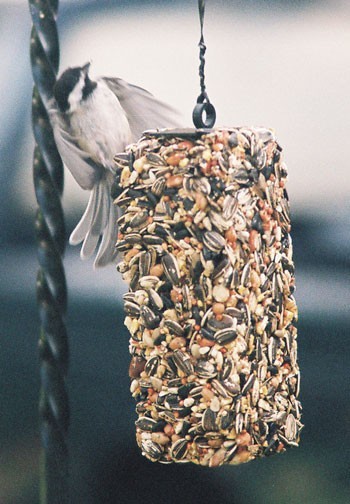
[198,0,207,100]
[29,1,69,502]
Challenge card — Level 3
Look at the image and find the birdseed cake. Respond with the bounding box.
[113,127,302,466]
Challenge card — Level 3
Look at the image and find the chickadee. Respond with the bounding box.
[49,62,180,267]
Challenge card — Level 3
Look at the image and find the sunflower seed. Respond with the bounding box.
[146,152,167,166]
[235,413,244,434]
[115,240,130,252]
[140,305,160,329]
[143,235,164,245]
[139,251,152,277]
[220,356,233,381]
[241,263,251,287]
[162,253,181,286]
[129,210,148,229]
[222,378,240,396]
[202,231,226,252]
[193,436,209,449]
[124,301,141,316]
[210,211,231,232]
[145,356,160,376]
[172,350,193,375]
[136,416,158,432]
[158,410,177,423]
[242,374,256,395]
[139,275,160,289]
[222,195,238,220]
[212,256,231,280]
[182,284,192,311]
[268,337,278,365]
[125,233,142,245]
[147,288,164,310]
[194,360,217,379]
[207,316,233,335]
[141,439,163,461]
[285,413,297,441]
[211,379,230,399]
[164,319,184,336]
[202,408,218,431]
[170,438,188,460]
[215,328,237,345]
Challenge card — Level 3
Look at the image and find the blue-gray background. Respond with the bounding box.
[0,1,349,503]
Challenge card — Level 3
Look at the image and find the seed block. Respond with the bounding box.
[114,128,302,466]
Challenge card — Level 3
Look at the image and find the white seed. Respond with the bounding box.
[210,396,221,412]
[130,379,139,393]
[191,343,201,359]
[213,285,230,303]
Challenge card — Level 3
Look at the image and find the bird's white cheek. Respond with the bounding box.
[68,75,85,112]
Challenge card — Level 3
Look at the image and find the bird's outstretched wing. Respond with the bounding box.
[102,77,182,140]
[49,106,103,190]
[49,104,114,268]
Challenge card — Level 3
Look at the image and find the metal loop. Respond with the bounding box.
[193,101,216,129]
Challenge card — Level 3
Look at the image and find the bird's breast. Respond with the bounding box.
[70,85,132,168]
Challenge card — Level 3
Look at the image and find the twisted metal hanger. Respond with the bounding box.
[192,0,216,129]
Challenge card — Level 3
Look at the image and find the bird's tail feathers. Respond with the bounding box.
[93,203,118,268]
[69,187,99,247]
[69,176,117,268]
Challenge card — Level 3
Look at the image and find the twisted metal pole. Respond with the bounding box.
[29,1,69,502]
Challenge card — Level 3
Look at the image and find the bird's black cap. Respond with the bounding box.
[54,63,97,112]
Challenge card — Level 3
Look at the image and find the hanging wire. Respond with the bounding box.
[29,1,69,502]
[192,0,216,129]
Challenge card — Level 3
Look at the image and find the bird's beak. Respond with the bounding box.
[82,62,91,75]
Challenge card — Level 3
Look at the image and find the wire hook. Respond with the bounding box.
[192,0,216,129]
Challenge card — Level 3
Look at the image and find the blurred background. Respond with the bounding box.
[0,0,349,503]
